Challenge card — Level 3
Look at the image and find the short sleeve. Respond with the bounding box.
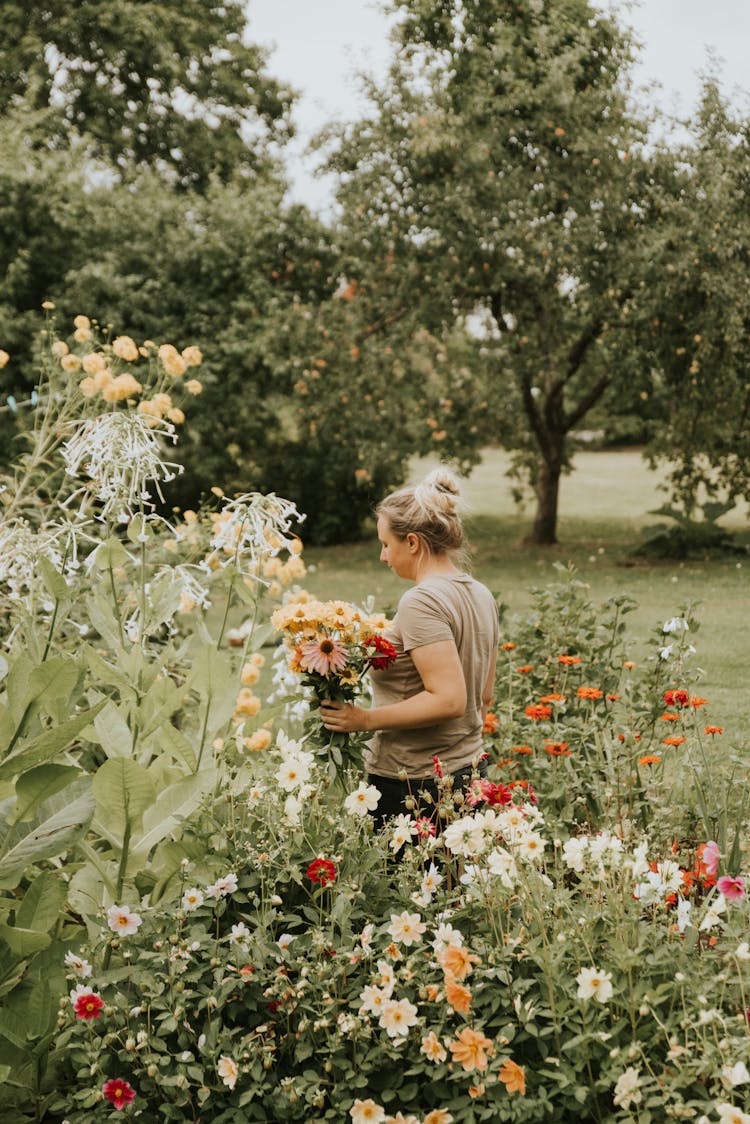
[396,586,454,652]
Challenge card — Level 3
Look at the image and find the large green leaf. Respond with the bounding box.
[0,782,95,890]
[93,702,134,759]
[0,925,51,956]
[130,770,214,861]
[91,757,155,841]
[15,871,68,932]
[11,764,80,825]
[0,700,106,782]
[6,656,80,726]
[37,555,72,604]
[155,722,197,772]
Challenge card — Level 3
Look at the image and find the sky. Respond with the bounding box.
[246,0,750,213]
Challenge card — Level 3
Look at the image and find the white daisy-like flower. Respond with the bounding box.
[206,873,238,898]
[359,984,390,1016]
[613,1066,642,1109]
[229,922,251,947]
[343,781,381,816]
[374,959,396,995]
[276,753,314,792]
[277,933,295,952]
[562,836,589,872]
[486,846,518,889]
[576,966,614,1004]
[379,997,419,1038]
[64,951,92,978]
[442,814,488,857]
[420,863,443,899]
[716,1103,750,1124]
[699,894,727,932]
[182,887,204,912]
[106,903,142,936]
[388,910,426,946]
[389,813,416,852]
[217,1055,239,1090]
[432,921,464,954]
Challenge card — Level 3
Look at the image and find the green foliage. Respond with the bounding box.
[0,0,293,188]
[635,501,749,561]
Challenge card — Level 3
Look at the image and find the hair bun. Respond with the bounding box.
[423,467,461,501]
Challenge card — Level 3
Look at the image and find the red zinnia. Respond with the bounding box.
[74,992,105,1020]
[705,725,723,736]
[102,1079,136,1110]
[525,704,552,720]
[501,641,516,651]
[664,688,689,707]
[515,664,534,674]
[367,634,398,670]
[306,857,337,886]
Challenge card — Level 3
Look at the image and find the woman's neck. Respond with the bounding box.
[415,554,460,583]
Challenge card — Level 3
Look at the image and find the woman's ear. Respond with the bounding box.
[406,532,420,553]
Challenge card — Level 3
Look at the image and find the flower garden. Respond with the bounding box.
[0,316,749,1124]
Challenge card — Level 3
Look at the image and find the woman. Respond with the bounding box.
[320,468,498,825]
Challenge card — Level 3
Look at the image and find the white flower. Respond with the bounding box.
[379,997,419,1038]
[277,933,295,952]
[662,616,688,634]
[359,922,375,955]
[106,904,142,936]
[206,492,303,577]
[206,873,238,898]
[716,1104,750,1124]
[344,781,381,816]
[229,922,251,947]
[486,846,518,889]
[654,859,683,893]
[562,836,589,872]
[432,921,464,954]
[374,959,396,995]
[699,894,727,932]
[576,966,614,1004]
[61,412,182,520]
[723,1062,750,1086]
[517,830,546,862]
[217,1055,238,1090]
[69,983,92,1004]
[442,814,488,857]
[350,1099,386,1124]
[64,951,92,977]
[276,754,313,792]
[359,984,390,1015]
[613,1066,642,1109]
[182,887,204,912]
[284,793,304,825]
[676,897,692,933]
[388,911,426,946]
[658,644,674,661]
[734,941,750,961]
[420,863,443,899]
[389,813,416,852]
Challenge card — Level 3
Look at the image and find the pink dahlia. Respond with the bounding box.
[298,636,348,676]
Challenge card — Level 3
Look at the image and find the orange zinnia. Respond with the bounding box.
[498,1058,526,1095]
[558,654,582,665]
[545,742,571,756]
[690,696,708,708]
[512,744,533,755]
[482,712,499,734]
[539,693,567,703]
[577,686,603,700]
[660,712,680,721]
[663,736,686,747]
[501,642,516,651]
[444,977,472,1014]
[525,704,552,720]
[448,1026,493,1071]
[638,754,661,766]
[516,664,534,674]
[705,725,723,735]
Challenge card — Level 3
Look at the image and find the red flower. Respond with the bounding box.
[306,858,337,886]
[539,693,566,703]
[102,1079,136,1110]
[74,992,105,1020]
[577,686,603,700]
[432,754,444,778]
[545,741,571,756]
[515,664,534,674]
[468,779,513,807]
[415,816,436,839]
[664,688,689,707]
[557,654,582,666]
[501,641,516,651]
[525,704,552,720]
[366,634,398,670]
[512,744,533,755]
[663,736,686,747]
[705,725,723,736]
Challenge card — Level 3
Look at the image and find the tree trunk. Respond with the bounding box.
[528,456,562,545]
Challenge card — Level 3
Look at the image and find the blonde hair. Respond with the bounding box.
[376,468,465,558]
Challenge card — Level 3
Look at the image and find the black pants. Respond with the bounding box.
[367,762,484,831]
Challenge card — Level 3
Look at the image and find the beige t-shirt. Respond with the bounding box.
[366,573,499,779]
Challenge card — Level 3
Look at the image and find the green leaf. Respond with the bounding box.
[0,700,106,782]
[15,871,68,932]
[155,723,197,772]
[0,925,51,956]
[92,702,134,759]
[0,782,95,889]
[131,770,214,860]
[11,764,80,824]
[91,757,156,840]
[37,556,71,603]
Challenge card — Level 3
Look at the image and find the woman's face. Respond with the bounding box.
[377,515,418,580]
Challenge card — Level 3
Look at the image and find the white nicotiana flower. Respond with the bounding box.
[662,616,689,634]
[699,894,727,932]
[343,781,381,817]
[205,492,303,576]
[61,412,182,520]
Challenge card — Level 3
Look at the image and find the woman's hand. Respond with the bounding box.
[320,700,371,733]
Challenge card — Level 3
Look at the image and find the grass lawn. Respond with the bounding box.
[299,448,750,746]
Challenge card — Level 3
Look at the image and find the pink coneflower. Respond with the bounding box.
[298,635,348,676]
[717,875,746,901]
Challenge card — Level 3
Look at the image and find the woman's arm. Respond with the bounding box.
[320,639,466,734]
[481,646,498,720]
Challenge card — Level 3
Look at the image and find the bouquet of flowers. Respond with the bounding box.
[271,597,397,778]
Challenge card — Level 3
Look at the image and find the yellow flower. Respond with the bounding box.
[79,377,97,398]
[74,325,92,343]
[52,340,69,357]
[82,352,107,376]
[137,400,164,423]
[0,349,10,369]
[112,335,139,362]
[234,689,260,718]
[73,315,91,330]
[243,730,272,752]
[240,663,260,686]
[420,1032,447,1063]
[41,300,55,310]
[185,378,203,395]
[166,407,185,424]
[61,354,82,374]
[182,345,203,367]
[102,373,143,402]
[498,1058,526,1095]
[158,343,187,377]
[93,368,113,391]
